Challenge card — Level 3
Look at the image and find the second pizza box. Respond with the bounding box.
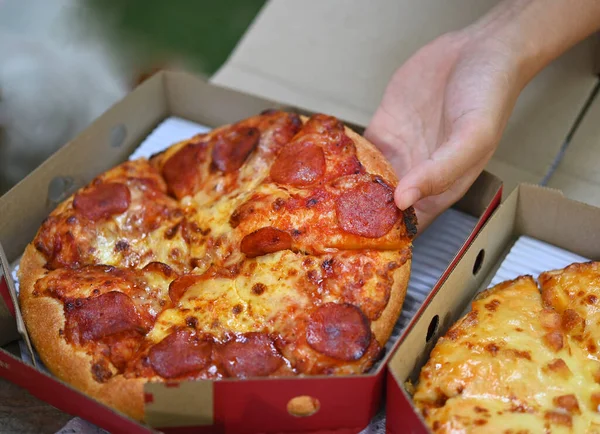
[386,184,600,433]
[0,71,501,433]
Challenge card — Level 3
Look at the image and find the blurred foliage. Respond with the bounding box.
[85,0,266,75]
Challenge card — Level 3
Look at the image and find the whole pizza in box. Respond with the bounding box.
[17,110,416,420]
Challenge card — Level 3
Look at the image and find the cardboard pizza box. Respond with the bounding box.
[212,0,599,197]
[545,81,600,208]
[385,184,600,433]
[0,71,501,433]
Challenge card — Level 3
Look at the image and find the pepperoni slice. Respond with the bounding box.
[335,178,399,238]
[35,225,87,270]
[64,291,146,344]
[240,227,292,258]
[149,329,213,379]
[270,140,326,187]
[73,183,131,221]
[162,141,208,199]
[306,303,371,361]
[169,274,204,303]
[211,126,260,173]
[218,333,283,378]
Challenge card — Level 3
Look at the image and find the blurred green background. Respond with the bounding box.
[86,0,267,76]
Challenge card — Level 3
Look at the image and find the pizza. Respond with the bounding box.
[413,262,600,433]
[17,110,417,421]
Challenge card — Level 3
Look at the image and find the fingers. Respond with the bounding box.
[364,107,415,179]
[394,124,496,211]
[409,161,488,232]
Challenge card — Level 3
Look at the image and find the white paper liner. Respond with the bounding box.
[489,235,589,287]
[6,116,482,433]
[127,117,211,161]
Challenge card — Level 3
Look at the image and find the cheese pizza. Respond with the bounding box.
[413,262,600,433]
[18,110,417,421]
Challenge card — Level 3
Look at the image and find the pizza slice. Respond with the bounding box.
[150,110,301,203]
[32,159,191,273]
[414,269,600,433]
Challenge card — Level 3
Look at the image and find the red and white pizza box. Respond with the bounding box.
[385,184,600,433]
[0,71,501,434]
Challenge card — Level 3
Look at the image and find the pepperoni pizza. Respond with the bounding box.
[18,110,416,421]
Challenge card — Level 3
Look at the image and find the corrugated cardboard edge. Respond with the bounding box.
[0,72,171,433]
[0,73,169,262]
[0,242,34,362]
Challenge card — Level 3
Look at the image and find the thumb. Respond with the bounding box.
[394,158,453,210]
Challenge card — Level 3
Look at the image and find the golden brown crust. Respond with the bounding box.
[18,245,47,306]
[371,260,410,345]
[18,111,413,422]
[19,246,146,420]
[346,126,398,185]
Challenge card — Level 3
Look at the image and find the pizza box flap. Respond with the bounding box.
[212,0,598,197]
[144,380,214,428]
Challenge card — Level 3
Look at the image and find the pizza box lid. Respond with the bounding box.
[546,82,600,208]
[211,0,599,196]
[385,183,600,432]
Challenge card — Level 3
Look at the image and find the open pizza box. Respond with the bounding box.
[0,71,501,434]
[385,184,600,433]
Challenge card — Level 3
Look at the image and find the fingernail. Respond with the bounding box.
[396,188,421,210]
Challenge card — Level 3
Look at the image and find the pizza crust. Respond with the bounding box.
[371,260,410,345]
[19,245,147,420]
[346,125,398,185]
[17,112,414,422]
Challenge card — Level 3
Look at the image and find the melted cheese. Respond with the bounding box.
[414,272,600,433]
[541,262,600,359]
[148,250,310,343]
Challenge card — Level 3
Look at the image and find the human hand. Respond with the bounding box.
[365,30,523,231]
[366,0,600,233]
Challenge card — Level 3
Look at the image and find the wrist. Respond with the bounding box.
[463,0,600,88]
[461,9,540,91]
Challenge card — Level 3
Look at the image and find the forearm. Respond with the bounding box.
[466,0,600,87]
